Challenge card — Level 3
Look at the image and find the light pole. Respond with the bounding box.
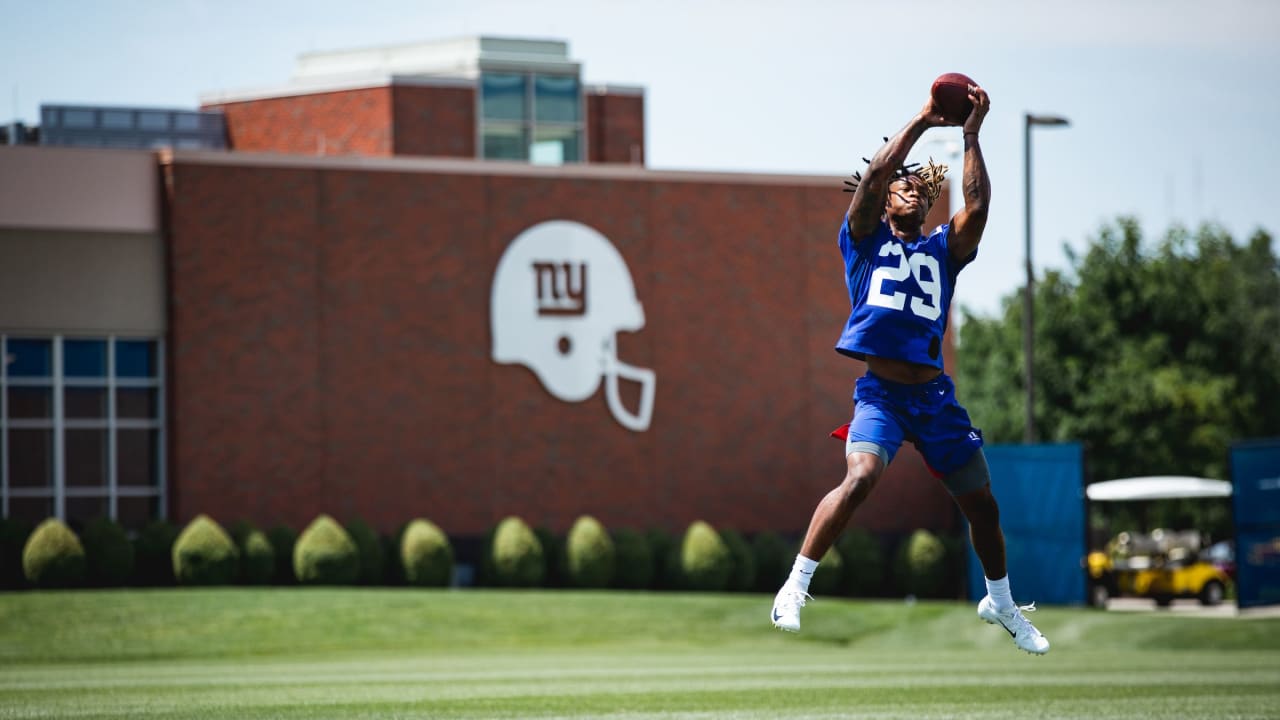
[1023,113,1070,444]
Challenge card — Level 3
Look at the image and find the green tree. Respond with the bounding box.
[958,219,1279,495]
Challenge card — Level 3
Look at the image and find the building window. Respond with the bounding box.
[173,113,201,132]
[532,126,581,165]
[137,111,169,131]
[39,104,228,151]
[101,110,134,130]
[482,125,528,162]
[534,75,580,123]
[2,335,165,531]
[62,109,96,129]
[480,71,583,164]
[481,73,527,122]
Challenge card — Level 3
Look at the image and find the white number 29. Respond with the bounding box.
[867,244,942,321]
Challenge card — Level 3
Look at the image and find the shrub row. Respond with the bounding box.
[4,514,965,598]
[474,518,962,598]
[6,514,454,590]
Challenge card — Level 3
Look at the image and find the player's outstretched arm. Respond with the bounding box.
[846,98,951,239]
[948,86,991,262]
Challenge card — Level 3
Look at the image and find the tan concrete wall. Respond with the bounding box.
[0,229,165,334]
[0,146,159,234]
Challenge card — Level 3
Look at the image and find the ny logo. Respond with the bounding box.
[532,261,587,316]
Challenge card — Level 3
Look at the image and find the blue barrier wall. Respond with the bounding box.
[967,443,1084,606]
[1231,440,1280,609]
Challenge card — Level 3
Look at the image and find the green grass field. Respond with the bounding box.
[1,589,1278,719]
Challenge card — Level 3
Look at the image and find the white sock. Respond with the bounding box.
[985,575,1014,610]
[786,554,819,593]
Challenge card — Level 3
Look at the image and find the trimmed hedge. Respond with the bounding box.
[534,527,566,588]
[1,518,33,589]
[611,529,653,589]
[133,520,178,586]
[565,515,615,588]
[809,545,844,595]
[939,534,967,599]
[22,518,85,588]
[82,517,135,587]
[227,519,255,549]
[645,528,679,590]
[679,521,732,591]
[750,530,792,593]
[487,516,544,587]
[173,515,239,585]
[240,529,275,585]
[719,529,756,592]
[835,529,884,597]
[382,528,407,586]
[344,519,385,586]
[400,519,453,587]
[266,526,298,585]
[294,515,360,585]
[894,529,947,597]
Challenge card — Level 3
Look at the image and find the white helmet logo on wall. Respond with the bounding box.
[491,220,656,431]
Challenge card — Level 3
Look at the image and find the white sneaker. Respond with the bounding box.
[771,586,812,632]
[978,595,1050,655]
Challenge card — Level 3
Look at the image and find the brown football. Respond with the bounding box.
[931,72,976,124]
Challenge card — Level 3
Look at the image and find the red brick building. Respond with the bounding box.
[1,37,958,542]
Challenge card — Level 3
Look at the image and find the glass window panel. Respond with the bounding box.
[482,125,528,161]
[8,497,53,526]
[481,73,527,122]
[101,110,133,129]
[532,127,581,165]
[64,339,107,377]
[6,339,51,377]
[117,495,160,531]
[65,387,107,419]
[63,109,96,128]
[115,340,156,378]
[200,114,224,132]
[138,112,169,131]
[534,75,581,123]
[41,107,60,127]
[529,139,564,166]
[65,429,108,487]
[174,113,201,131]
[118,429,159,487]
[66,497,109,528]
[8,429,52,488]
[7,386,52,419]
[116,388,157,420]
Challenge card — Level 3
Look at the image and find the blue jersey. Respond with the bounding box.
[835,217,974,369]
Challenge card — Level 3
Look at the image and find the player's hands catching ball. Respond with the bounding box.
[918,95,956,128]
[963,85,990,135]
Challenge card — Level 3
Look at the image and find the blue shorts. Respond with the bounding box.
[845,371,984,477]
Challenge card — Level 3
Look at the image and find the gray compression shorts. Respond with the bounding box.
[846,441,991,496]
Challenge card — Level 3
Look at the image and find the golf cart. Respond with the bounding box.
[1085,476,1234,608]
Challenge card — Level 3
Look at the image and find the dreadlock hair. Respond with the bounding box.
[842,137,948,204]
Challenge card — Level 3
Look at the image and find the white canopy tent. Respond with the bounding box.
[1086,476,1233,502]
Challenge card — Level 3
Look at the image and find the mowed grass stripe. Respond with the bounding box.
[1,589,1279,719]
[1,650,1277,717]
[1,674,1276,720]
[4,588,1280,662]
[2,652,1278,692]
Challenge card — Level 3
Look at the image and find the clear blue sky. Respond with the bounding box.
[4,0,1278,318]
